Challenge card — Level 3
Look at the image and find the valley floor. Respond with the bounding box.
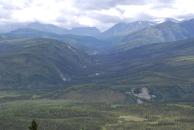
[0,90,194,130]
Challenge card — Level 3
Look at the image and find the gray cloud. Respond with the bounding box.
[0,0,194,30]
[90,13,122,24]
[0,5,12,22]
[151,0,175,9]
[56,17,83,28]
[177,13,194,20]
[135,13,157,21]
[0,0,30,10]
[74,0,147,10]
[74,0,177,11]
[158,0,175,4]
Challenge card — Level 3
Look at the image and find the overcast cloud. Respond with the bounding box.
[0,0,194,30]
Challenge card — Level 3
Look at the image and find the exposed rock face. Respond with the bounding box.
[134,87,152,100]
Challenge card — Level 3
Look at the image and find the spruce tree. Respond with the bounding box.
[29,120,38,130]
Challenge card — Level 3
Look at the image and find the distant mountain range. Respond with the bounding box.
[0,22,101,37]
[1,28,108,54]
[2,19,194,51]
[118,19,194,50]
[100,21,156,38]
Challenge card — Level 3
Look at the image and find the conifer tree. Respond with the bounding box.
[29,120,38,130]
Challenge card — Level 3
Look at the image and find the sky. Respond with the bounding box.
[0,0,194,31]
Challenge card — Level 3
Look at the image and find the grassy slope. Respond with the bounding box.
[0,38,90,89]
[89,39,194,102]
